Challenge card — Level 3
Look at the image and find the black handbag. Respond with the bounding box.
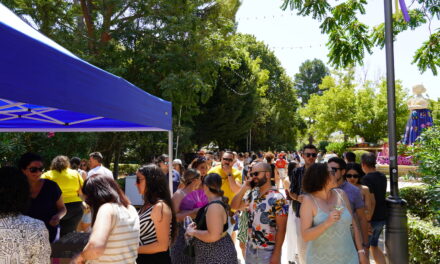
[183,202,212,257]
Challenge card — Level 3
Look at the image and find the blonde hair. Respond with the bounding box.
[50,155,70,172]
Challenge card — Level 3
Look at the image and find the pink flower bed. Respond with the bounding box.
[376,155,413,165]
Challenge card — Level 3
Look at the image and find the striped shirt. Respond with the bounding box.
[139,206,156,245]
[91,203,140,264]
[138,203,172,246]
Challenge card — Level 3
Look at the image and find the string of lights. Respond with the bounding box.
[268,44,325,50]
[217,74,251,96]
[236,12,297,21]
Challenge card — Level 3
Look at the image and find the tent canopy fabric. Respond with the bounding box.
[0,3,172,132]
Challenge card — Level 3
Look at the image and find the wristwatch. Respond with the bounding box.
[357,249,366,254]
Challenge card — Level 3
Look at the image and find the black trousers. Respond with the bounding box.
[60,201,83,237]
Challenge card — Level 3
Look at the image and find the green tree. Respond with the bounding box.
[300,70,409,143]
[294,59,330,105]
[235,34,302,151]
[281,0,440,75]
[3,0,242,163]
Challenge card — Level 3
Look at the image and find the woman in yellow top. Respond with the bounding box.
[42,155,84,237]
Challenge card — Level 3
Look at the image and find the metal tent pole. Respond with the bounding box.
[168,130,173,193]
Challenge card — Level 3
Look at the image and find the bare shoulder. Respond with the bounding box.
[172,190,185,200]
[151,201,172,221]
[361,185,370,191]
[206,202,226,216]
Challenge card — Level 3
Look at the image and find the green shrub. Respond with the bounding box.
[408,215,440,264]
[109,163,139,176]
[325,142,353,156]
[352,150,368,164]
[400,185,435,221]
[116,178,125,192]
[318,141,330,152]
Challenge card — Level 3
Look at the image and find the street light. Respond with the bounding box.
[383,0,409,263]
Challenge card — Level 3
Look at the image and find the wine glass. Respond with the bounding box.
[334,194,344,213]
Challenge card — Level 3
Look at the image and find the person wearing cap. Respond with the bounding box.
[87,152,113,179]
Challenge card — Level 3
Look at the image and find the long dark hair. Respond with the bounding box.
[82,174,130,225]
[137,164,177,241]
[18,152,43,170]
[0,167,29,215]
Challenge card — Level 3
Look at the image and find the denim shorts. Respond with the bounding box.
[245,244,273,264]
[369,220,386,247]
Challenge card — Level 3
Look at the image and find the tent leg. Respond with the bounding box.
[168,130,173,193]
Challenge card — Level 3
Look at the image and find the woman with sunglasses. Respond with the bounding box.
[300,163,368,264]
[170,169,202,264]
[19,152,66,242]
[186,173,238,264]
[136,164,177,263]
[345,163,373,221]
[80,158,90,172]
[42,155,85,237]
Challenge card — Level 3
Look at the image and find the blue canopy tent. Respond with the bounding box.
[0,3,174,190]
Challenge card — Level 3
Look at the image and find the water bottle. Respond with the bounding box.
[183,216,193,230]
[183,216,193,245]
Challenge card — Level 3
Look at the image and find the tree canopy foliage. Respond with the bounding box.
[1,0,302,168]
[294,59,330,105]
[281,0,440,75]
[300,69,409,143]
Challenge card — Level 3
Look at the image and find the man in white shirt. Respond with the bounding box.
[87,152,113,179]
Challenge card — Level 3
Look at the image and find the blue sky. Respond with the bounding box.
[236,0,440,100]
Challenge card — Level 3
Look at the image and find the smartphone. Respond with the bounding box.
[250,181,256,188]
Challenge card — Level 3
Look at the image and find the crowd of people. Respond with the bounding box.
[0,146,388,264]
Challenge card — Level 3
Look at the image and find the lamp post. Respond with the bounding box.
[383,0,409,263]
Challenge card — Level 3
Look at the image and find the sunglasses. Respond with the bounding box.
[330,167,343,173]
[345,174,360,179]
[251,171,267,177]
[304,153,318,158]
[222,158,233,162]
[28,167,44,173]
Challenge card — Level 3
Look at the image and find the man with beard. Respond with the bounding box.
[208,151,242,239]
[231,162,288,264]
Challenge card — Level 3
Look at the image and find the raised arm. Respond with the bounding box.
[300,195,339,242]
[231,178,252,210]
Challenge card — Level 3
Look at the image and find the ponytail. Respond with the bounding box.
[204,173,230,211]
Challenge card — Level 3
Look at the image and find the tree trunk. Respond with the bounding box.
[308,134,314,145]
[112,141,121,180]
[79,0,96,53]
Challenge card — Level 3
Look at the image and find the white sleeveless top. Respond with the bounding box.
[89,203,140,264]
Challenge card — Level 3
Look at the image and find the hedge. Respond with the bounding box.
[399,185,435,221]
[408,215,440,264]
[109,163,139,177]
[353,150,368,164]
